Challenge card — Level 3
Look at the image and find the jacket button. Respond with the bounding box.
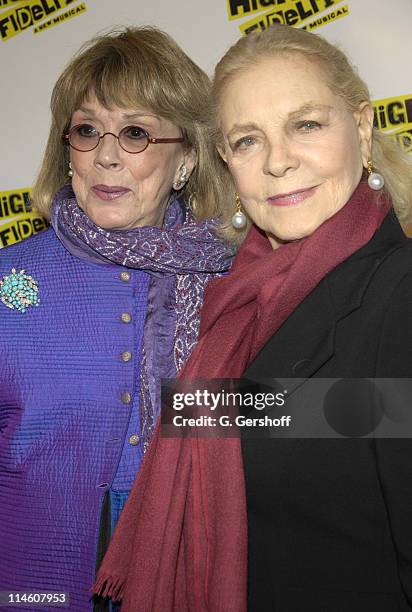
[121,312,132,323]
[120,271,131,281]
[292,358,310,374]
[121,351,132,362]
[129,434,140,446]
[121,392,132,404]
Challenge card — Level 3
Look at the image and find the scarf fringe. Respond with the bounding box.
[93,574,125,601]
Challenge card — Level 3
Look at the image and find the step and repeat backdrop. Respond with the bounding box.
[1,0,412,247]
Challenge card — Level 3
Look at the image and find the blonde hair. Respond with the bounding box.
[213,25,412,243]
[31,26,232,224]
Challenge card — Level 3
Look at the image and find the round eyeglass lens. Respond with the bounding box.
[118,126,150,153]
[69,124,100,152]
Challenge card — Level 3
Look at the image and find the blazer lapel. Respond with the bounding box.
[244,212,407,385]
[245,276,337,384]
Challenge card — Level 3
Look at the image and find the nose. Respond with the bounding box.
[94,132,123,170]
[262,135,299,177]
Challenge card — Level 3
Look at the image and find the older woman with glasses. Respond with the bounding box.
[0,27,233,610]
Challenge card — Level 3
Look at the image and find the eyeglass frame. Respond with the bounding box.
[62,123,184,154]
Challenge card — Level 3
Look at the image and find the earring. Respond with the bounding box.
[231,194,247,229]
[187,193,195,210]
[173,165,188,190]
[367,160,384,191]
[68,162,73,178]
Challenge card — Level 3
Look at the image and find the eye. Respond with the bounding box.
[232,135,256,151]
[122,126,148,140]
[295,120,321,132]
[74,124,98,138]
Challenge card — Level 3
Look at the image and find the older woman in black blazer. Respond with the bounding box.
[241,217,412,611]
[209,25,412,612]
[95,25,412,612]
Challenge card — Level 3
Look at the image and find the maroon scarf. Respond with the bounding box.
[94,180,390,611]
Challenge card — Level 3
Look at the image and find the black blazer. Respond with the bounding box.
[242,211,412,612]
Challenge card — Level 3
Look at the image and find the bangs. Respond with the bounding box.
[54,41,177,129]
[84,51,147,111]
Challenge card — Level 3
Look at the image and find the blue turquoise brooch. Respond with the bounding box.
[0,268,40,313]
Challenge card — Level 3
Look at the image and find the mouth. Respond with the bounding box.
[92,185,131,201]
[267,185,319,207]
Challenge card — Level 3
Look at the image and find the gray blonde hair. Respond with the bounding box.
[31,26,232,224]
[212,25,412,244]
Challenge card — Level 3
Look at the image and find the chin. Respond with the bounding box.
[266,226,307,243]
[85,209,127,230]
[271,215,326,242]
[103,221,134,231]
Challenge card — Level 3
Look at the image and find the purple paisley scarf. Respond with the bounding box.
[51,184,234,450]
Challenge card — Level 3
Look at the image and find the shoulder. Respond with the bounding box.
[361,235,412,327]
[1,228,54,256]
[0,229,63,274]
[355,210,412,288]
[366,238,412,298]
[325,213,412,318]
[373,247,412,376]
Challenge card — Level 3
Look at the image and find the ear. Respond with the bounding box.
[178,147,196,182]
[184,146,197,177]
[216,142,228,164]
[355,102,374,168]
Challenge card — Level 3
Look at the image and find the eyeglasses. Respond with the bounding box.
[63,123,184,154]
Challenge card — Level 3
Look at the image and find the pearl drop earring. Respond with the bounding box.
[231,194,247,229]
[68,162,73,178]
[367,160,384,191]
